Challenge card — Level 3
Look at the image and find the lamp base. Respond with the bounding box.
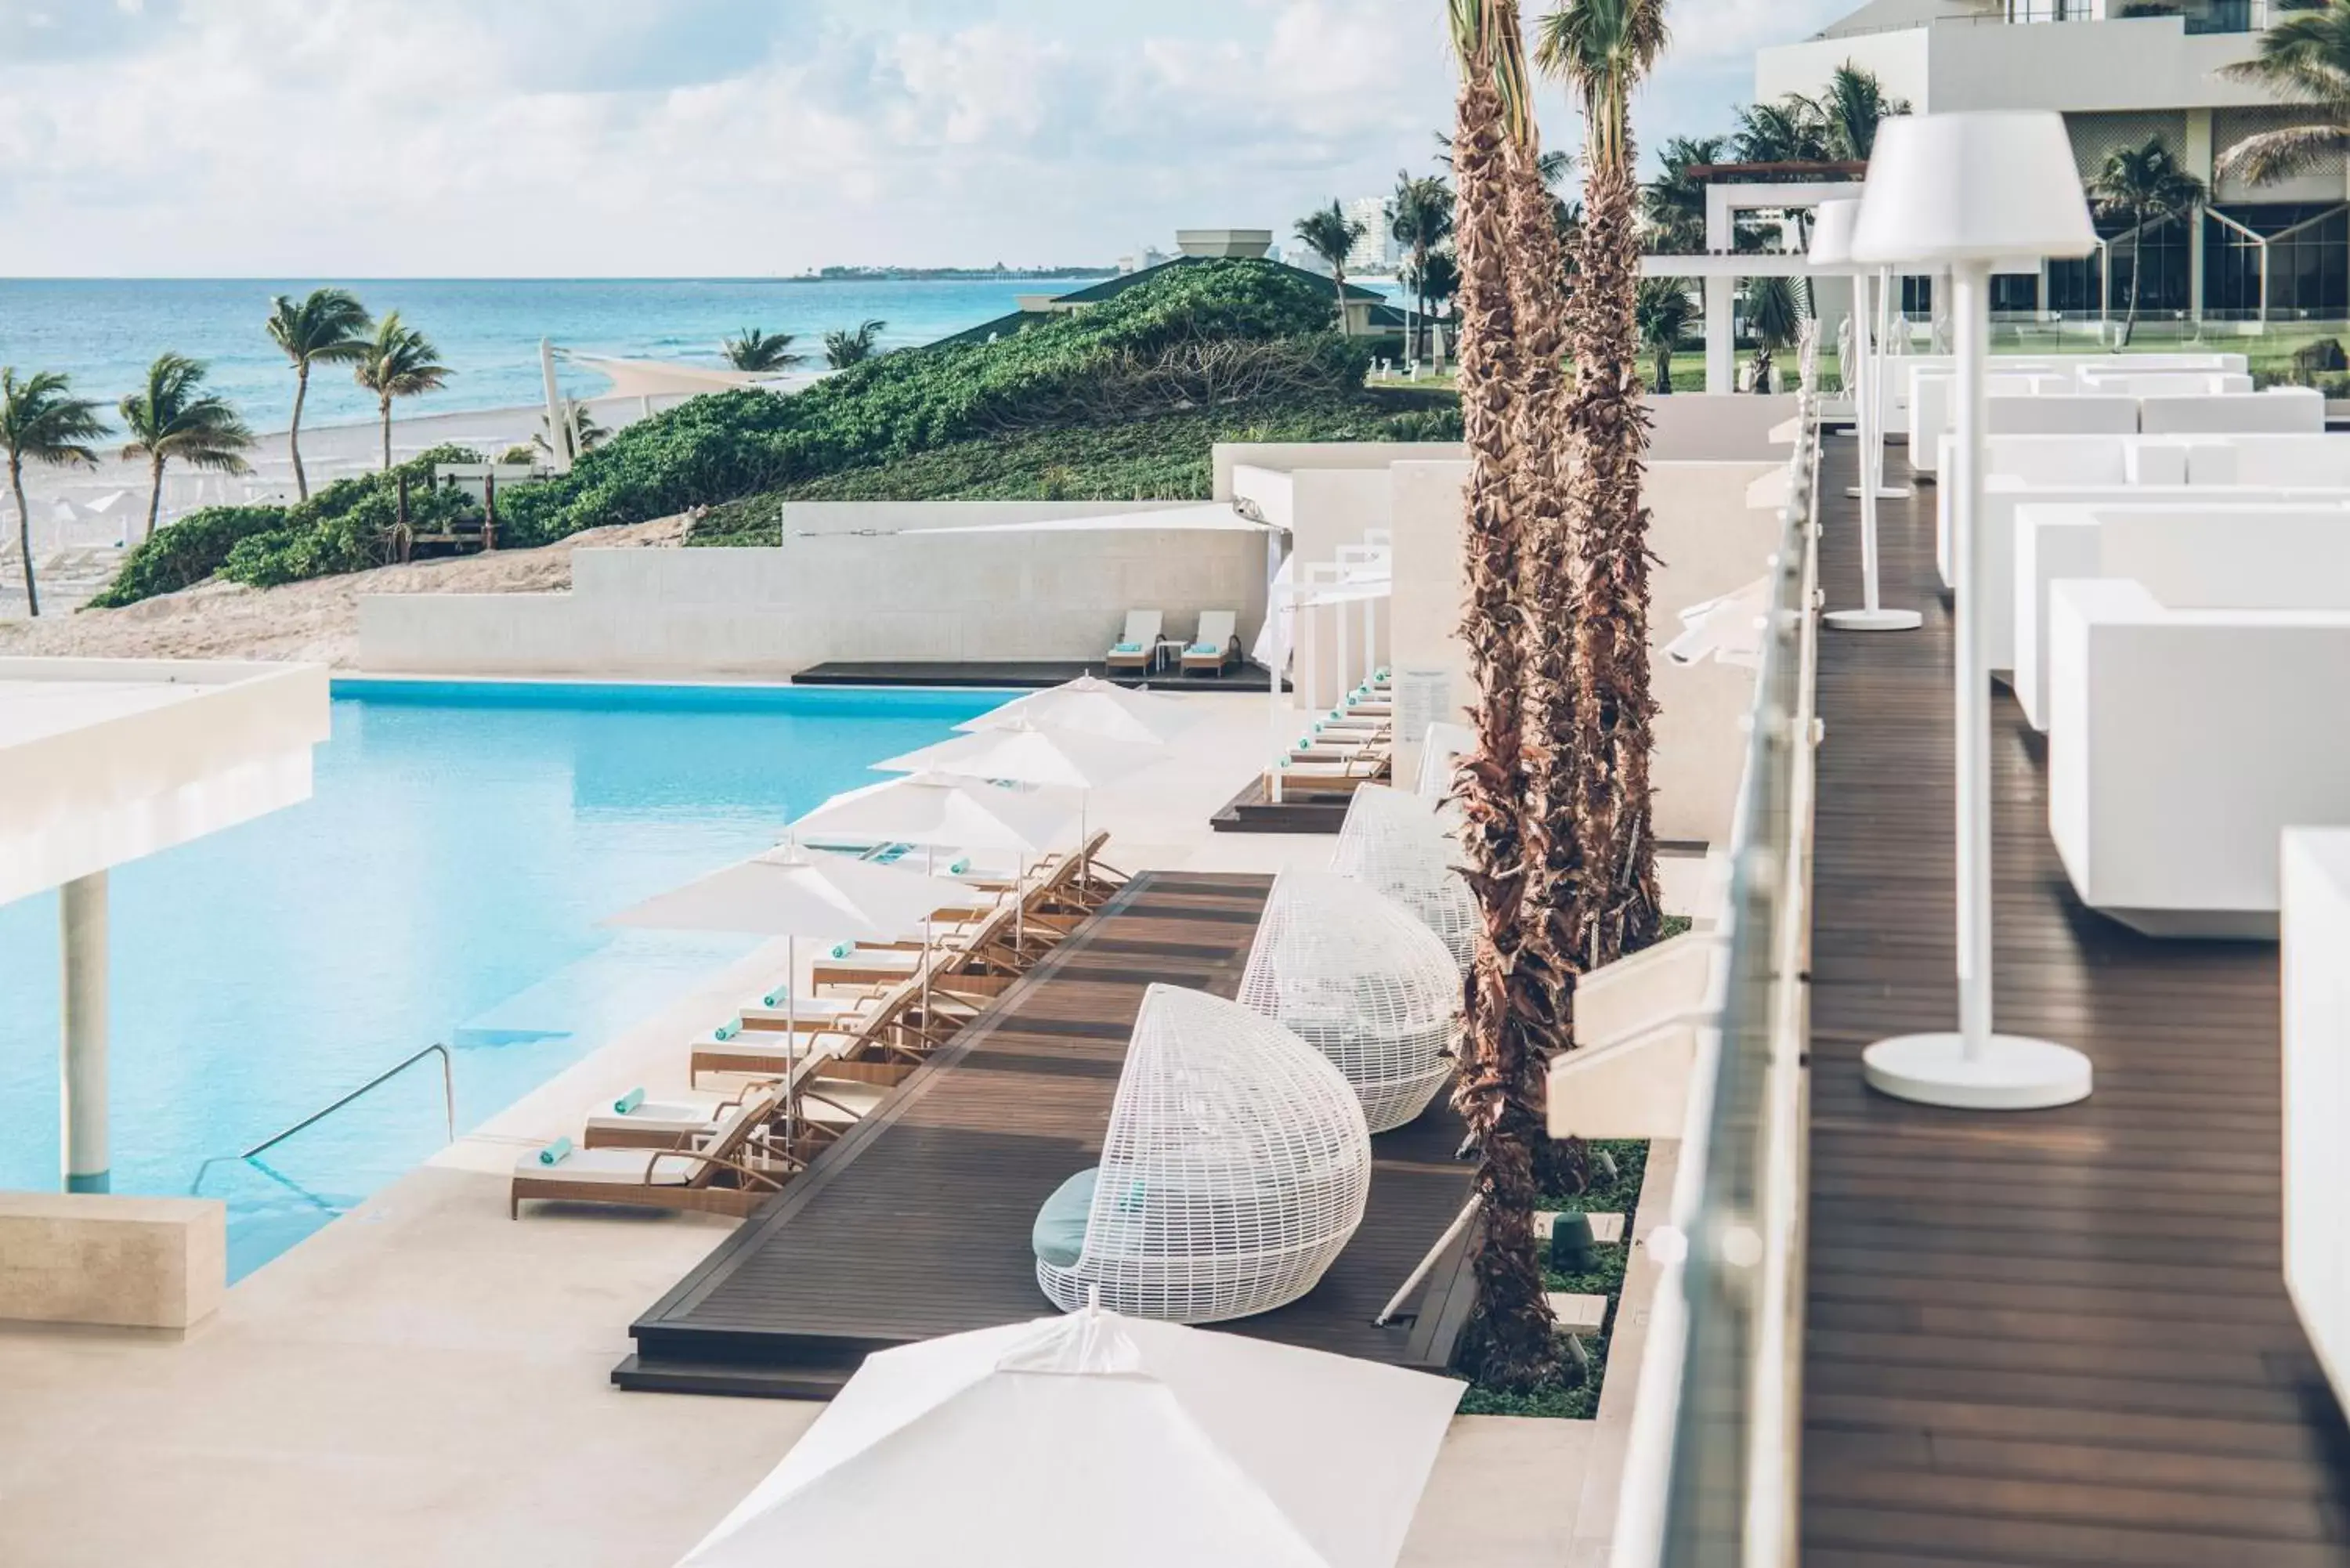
[1846,485,1913,500]
[1862,1031,2093,1110]
[1824,607,1924,632]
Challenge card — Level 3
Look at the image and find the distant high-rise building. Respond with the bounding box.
[1342,197,1396,273]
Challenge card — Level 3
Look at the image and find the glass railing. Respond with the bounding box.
[1611,396,1820,1568]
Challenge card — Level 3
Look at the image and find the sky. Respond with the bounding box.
[0,0,1854,277]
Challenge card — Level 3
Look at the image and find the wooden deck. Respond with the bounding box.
[1802,436,2350,1564]
[1208,775,1354,835]
[615,871,1474,1398]
[794,659,1274,692]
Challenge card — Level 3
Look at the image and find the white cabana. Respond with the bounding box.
[958,675,1197,746]
[675,1305,1461,1568]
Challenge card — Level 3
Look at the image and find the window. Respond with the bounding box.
[2204,205,2350,320]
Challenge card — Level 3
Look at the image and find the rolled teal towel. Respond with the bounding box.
[762,988,788,1008]
[537,1137,573,1167]
[714,1020,740,1042]
[1112,641,1142,653]
[949,857,971,876]
[613,1087,645,1115]
[829,941,854,959]
[1191,643,1217,656]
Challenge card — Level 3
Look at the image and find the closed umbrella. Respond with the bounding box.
[956,675,1198,746]
[674,1305,1462,1568]
[604,843,974,1135]
[873,721,1162,896]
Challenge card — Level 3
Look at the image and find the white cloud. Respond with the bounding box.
[0,0,1844,275]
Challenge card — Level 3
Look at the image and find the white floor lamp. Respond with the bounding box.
[1867,266,1914,502]
[1848,111,2098,1111]
[1812,197,1922,634]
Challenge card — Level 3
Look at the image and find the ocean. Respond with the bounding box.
[0,277,1061,435]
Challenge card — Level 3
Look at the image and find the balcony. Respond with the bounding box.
[2003,0,2262,31]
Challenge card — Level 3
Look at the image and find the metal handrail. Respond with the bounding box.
[191,1043,456,1194]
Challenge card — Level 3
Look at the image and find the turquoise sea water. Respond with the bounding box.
[0,681,1004,1279]
[0,277,1054,435]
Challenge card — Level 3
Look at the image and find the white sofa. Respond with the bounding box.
[2013,502,2350,730]
[1897,353,2247,442]
[2073,370,2254,398]
[2282,828,2350,1404]
[1913,386,2138,477]
[2138,386,2326,436]
[2048,576,2350,936]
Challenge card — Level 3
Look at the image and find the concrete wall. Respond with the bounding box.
[1386,458,1783,849]
[0,1194,225,1330]
[779,500,1180,537]
[360,527,1268,677]
[1213,441,1465,503]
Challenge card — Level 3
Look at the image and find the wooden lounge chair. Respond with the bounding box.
[1266,751,1391,801]
[1180,610,1242,676]
[512,1086,793,1219]
[1104,610,1171,674]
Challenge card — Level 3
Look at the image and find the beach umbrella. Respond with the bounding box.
[956,675,1198,746]
[603,843,974,1122]
[791,771,1077,978]
[873,721,1161,894]
[674,1305,1462,1568]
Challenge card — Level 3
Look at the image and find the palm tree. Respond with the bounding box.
[1636,278,1695,393]
[352,314,451,471]
[1404,248,1461,346]
[1812,62,1909,162]
[118,354,254,545]
[1388,173,1457,361]
[1294,201,1368,334]
[0,369,106,617]
[1446,0,1564,1396]
[2217,0,2350,185]
[1644,134,1726,255]
[533,399,609,464]
[265,287,372,502]
[722,328,803,372]
[1539,0,1672,968]
[1745,275,1806,392]
[1733,95,1832,165]
[2088,136,2207,346]
[823,320,888,369]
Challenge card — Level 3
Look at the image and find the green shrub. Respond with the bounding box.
[2293,337,2349,384]
[85,504,287,608]
[86,444,484,606]
[501,260,1370,543]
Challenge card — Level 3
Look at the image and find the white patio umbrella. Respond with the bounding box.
[603,843,974,1130]
[957,674,1198,746]
[791,771,1078,982]
[674,1305,1463,1568]
[873,720,1162,896]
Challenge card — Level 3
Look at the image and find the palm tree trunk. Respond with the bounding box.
[1448,17,1562,1396]
[1654,345,1672,396]
[380,395,394,473]
[1333,261,1351,336]
[9,457,38,618]
[2124,217,2145,349]
[143,454,165,545]
[290,361,311,502]
[1568,152,1665,968]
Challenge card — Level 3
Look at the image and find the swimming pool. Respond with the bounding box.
[0,679,1007,1278]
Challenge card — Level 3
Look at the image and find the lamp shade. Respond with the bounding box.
[1807,197,1861,273]
[1850,112,2095,266]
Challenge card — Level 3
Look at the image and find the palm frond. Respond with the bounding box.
[2215,118,2350,183]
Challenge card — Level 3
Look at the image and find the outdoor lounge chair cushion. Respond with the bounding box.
[1112,642,1143,653]
[513,1147,700,1186]
[1032,1166,1099,1268]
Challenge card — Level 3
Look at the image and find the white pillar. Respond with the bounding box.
[539,338,572,476]
[60,873,109,1194]
[1705,276,1737,395]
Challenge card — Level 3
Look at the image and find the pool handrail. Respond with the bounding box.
[191,1042,456,1194]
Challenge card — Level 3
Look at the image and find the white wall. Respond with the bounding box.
[779,500,1180,537]
[2283,829,2350,1406]
[1212,442,1464,503]
[1386,458,1783,849]
[358,527,1268,677]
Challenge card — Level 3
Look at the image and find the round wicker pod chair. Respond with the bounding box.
[1032,984,1372,1324]
[1332,783,1478,974]
[1237,869,1460,1132]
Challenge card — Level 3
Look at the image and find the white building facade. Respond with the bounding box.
[1759,0,2350,325]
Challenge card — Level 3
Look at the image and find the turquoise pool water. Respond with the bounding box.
[0,681,1004,1279]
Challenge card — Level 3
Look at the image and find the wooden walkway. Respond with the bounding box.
[616,871,1474,1398]
[794,659,1273,692]
[1802,436,2350,1565]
